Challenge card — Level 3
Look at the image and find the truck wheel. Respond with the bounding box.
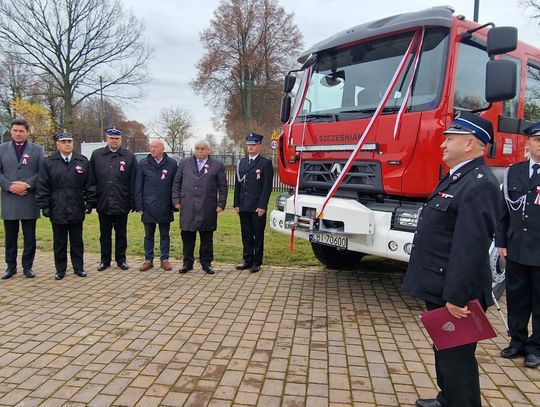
[489,242,506,300]
[311,243,365,269]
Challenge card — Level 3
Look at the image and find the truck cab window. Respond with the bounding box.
[525,64,540,121]
[454,43,489,110]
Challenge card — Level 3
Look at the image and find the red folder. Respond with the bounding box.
[419,299,497,350]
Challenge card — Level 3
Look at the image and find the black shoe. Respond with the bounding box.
[117,262,130,270]
[54,272,65,280]
[525,354,540,368]
[179,264,193,273]
[250,264,260,273]
[74,270,87,277]
[415,399,443,407]
[97,262,110,271]
[203,265,215,274]
[2,268,17,279]
[235,262,252,270]
[501,346,524,359]
[23,269,35,278]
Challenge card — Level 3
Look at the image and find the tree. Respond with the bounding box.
[0,54,35,117]
[11,98,54,151]
[522,0,540,18]
[192,0,302,144]
[0,0,151,131]
[153,107,193,154]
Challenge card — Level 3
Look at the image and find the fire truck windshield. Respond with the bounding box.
[293,28,449,122]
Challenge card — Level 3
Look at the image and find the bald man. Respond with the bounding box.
[135,139,178,271]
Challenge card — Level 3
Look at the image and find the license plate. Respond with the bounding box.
[309,233,348,249]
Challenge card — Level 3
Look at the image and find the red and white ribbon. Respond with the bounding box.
[256,169,261,180]
[204,164,209,174]
[75,165,84,174]
[119,160,126,172]
[161,169,168,180]
[21,153,29,165]
[535,186,540,205]
[317,29,424,219]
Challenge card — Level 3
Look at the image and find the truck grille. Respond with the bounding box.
[300,161,383,194]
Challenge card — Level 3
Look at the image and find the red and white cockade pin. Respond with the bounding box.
[535,186,540,205]
[21,153,29,165]
[204,164,209,174]
[75,165,84,174]
[161,169,168,180]
[256,169,261,180]
[119,160,126,171]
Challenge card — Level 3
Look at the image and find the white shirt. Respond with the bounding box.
[529,159,540,178]
[61,153,73,163]
[248,154,259,163]
[449,159,473,176]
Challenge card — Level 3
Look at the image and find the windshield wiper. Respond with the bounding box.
[339,106,402,114]
[297,113,338,122]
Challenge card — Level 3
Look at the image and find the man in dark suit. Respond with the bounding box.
[234,133,273,273]
[496,122,540,368]
[402,112,500,407]
[172,140,227,274]
[0,119,44,279]
[36,132,96,280]
[89,127,137,271]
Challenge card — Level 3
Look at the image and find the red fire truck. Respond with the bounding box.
[270,6,540,295]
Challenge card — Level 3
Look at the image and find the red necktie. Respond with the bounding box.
[16,143,23,153]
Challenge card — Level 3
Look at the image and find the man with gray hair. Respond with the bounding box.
[172,140,227,274]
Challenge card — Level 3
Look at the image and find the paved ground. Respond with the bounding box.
[0,252,539,407]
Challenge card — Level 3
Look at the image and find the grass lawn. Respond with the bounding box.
[0,190,321,267]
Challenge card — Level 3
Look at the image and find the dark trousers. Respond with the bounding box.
[426,302,481,407]
[52,223,84,273]
[181,230,213,267]
[4,219,36,270]
[506,260,540,355]
[98,213,128,264]
[144,222,171,261]
[239,211,266,266]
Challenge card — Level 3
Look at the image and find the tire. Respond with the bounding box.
[489,242,506,300]
[311,243,365,269]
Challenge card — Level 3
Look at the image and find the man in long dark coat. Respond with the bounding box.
[402,112,500,407]
[36,132,96,280]
[172,140,227,274]
[135,139,178,272]
[0,119,44,279]
[89,127,137,271]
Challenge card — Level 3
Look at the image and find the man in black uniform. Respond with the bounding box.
[402,112,500,407]
[89,127,137,271]
[234,133,273,273]
[496,121,540,368]
[37,132,96,280]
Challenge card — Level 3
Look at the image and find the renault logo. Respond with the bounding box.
[330,163,342,179]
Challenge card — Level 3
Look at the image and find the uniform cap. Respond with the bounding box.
[54,131,73,141]
[245,133,263,144]
[523,121,540,137]
[443,111,494,144]
[105,127,123,137]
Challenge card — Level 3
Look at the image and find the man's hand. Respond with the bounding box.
[234,207,239,214]
[216,207,223,213]
[138,210,144,215]
[256,208,266,217]
[497,247,507,259]
[446,302,470,319]
[9,181,28,196]
[174,203,181,210]
[85,205,93,214]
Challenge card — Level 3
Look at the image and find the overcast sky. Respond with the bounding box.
[122,0,540,140]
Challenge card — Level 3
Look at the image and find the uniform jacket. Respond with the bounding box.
[36,152,96,224]
[135,153,178,224]
[172,156,227,231]
[495,160,540,266]
[233,155,273,212]
[89,146,137,215]
[0,140,44,220]
[402,157,500,307]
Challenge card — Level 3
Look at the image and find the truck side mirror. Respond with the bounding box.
[487,27,517,56]
[485,60,517,102]
[280,95,292,123]
[283,74,296,93]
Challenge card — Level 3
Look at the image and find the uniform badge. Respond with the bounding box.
[477,174,483,179]
[75,165,84,174]
[21,153,29,165]
[256,169,261,180]
[119,160,126,172]
[438,192,453,198]
[161,169,168,180]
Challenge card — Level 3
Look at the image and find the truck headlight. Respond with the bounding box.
[392,207,421,231]
[276,192,291,212]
